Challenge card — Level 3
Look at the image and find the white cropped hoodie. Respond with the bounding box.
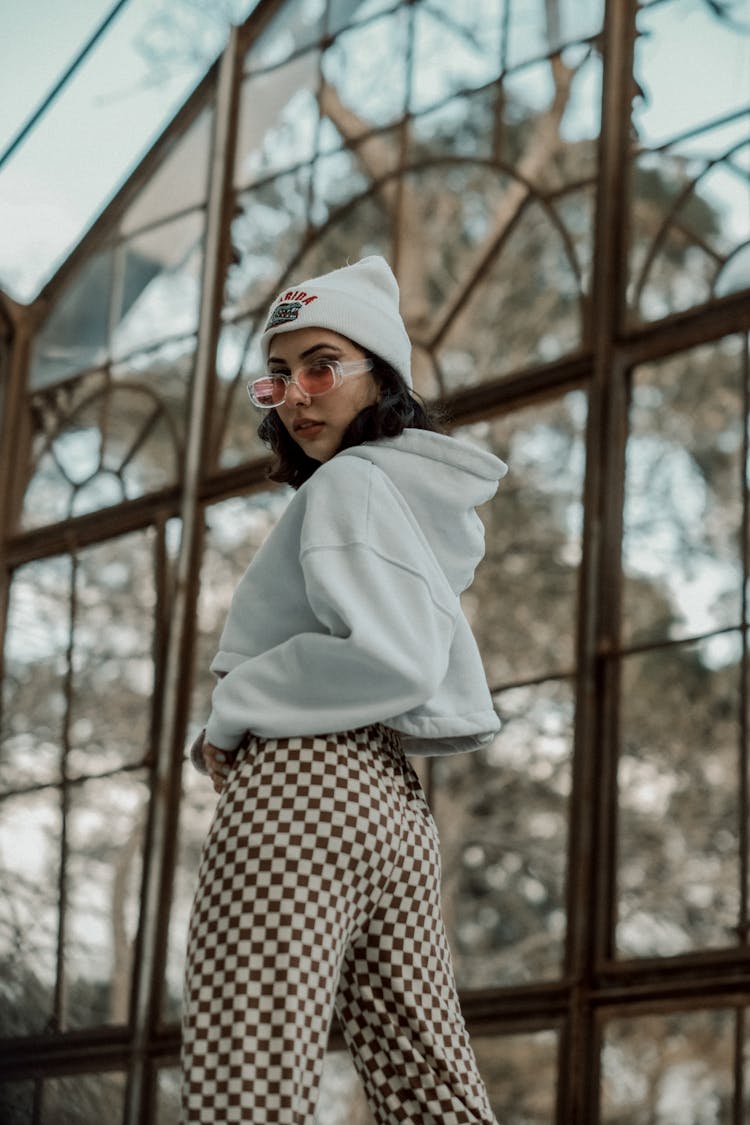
[199,428,508,760]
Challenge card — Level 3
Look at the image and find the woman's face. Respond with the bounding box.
[269,327,380,463]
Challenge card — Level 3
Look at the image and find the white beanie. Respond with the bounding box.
[260,256,413,390]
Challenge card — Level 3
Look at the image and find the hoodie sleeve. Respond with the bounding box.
[204,460,459,750]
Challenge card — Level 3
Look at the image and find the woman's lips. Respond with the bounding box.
[295,421,324,435]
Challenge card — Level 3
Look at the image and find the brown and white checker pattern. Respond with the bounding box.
[181,722,499,1125]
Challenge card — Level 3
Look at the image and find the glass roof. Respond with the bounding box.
[0,0,258,305]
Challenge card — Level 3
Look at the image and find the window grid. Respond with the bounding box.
[0,1,749,1122]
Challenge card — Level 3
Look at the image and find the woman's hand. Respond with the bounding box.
[203,741,237,794]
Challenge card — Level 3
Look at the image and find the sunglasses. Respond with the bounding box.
[247,358,374,409]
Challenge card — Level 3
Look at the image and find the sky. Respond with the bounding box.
[0,0,747,304]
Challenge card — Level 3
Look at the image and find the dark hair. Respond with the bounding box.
[256,351,451,489]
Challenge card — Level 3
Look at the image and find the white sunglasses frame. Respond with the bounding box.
[246,358,374,409]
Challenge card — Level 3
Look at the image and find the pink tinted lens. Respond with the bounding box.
[297,363,335,396]
[253,376,286,406]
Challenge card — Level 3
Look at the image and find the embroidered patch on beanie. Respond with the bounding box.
[265,290,319,331]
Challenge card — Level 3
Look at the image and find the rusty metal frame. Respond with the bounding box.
[740,334,750,953]
[2,1,750,1123]
[120,21,245,1123]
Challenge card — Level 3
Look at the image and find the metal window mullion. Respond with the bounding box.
[0,363,12,726]
[0,315,34,542]
[123,28,243,1125]
[739,332,750,948]
[734,1005,746,1125]
[308,12,328,236]
[108,241,127,366]
[561,0,638,1122]
[392,1,414,278]
[54,549,78,1033]
[32,1077,43,1125]
[571,10,635,959]
[121,514,172,1125]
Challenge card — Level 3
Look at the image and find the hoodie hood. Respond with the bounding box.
[336,430,508,594]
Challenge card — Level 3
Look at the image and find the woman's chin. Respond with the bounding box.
[295,433,334,462]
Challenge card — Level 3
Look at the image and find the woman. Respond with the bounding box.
[182,256,508,1124]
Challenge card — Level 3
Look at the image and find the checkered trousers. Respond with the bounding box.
[181,722,499,1124]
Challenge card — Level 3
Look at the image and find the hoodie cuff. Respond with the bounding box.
[204,713,246,752]
[188,729,209,775]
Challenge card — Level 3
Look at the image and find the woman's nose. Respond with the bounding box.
[284,379,311,406]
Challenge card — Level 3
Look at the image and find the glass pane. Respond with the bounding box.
[66,532,156,778]
[215,321,271,469]
[0,0,232,305]
[316,1049,372,1123]
[244,0,325,70]
[0,789,61,1036]
[98,385,182,503]
[24,374,183,529]
[163,491,293,1020]
[717,243,750,300]
[411,1,502,114]
[1,7,107,143]
[628,1,750,322]
[120,107,213,236]
[410,46,600,172]
[310,149,372,228]
[474,1030,559,1124]
[622,336,744,647]
[405,38,599,372]
[234,56,320,189]
[322,8,409,131]
[225,167,312,320]
[559,42,604,157]
[433,680,572,986]
[601,1008,735,1124]
[283,189,393,285]
[155,1065,181,1124]
[628,136,750,323]
[112,334,196,430]
[193,490,292,729]
[326,0,396,35]
[403,161,516,377]
[112,212,204,360]
[316,1029,558,1124]
[436,190,586,384]
[617,635,741,958]
[41,1072,126,1125]
[410,88,498,161]
[162,761,217,1024]
[413,49,599,187]
[317,116,402,171]
[0,1082,35,1124]
[502,0,604,69]
[411,0,601,109]
[458,393,587,686]
[23,373,103,530]
[30,251,112,389]
[633,0,749,147]
[65,772,148,1029]
[1,555,71,791]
